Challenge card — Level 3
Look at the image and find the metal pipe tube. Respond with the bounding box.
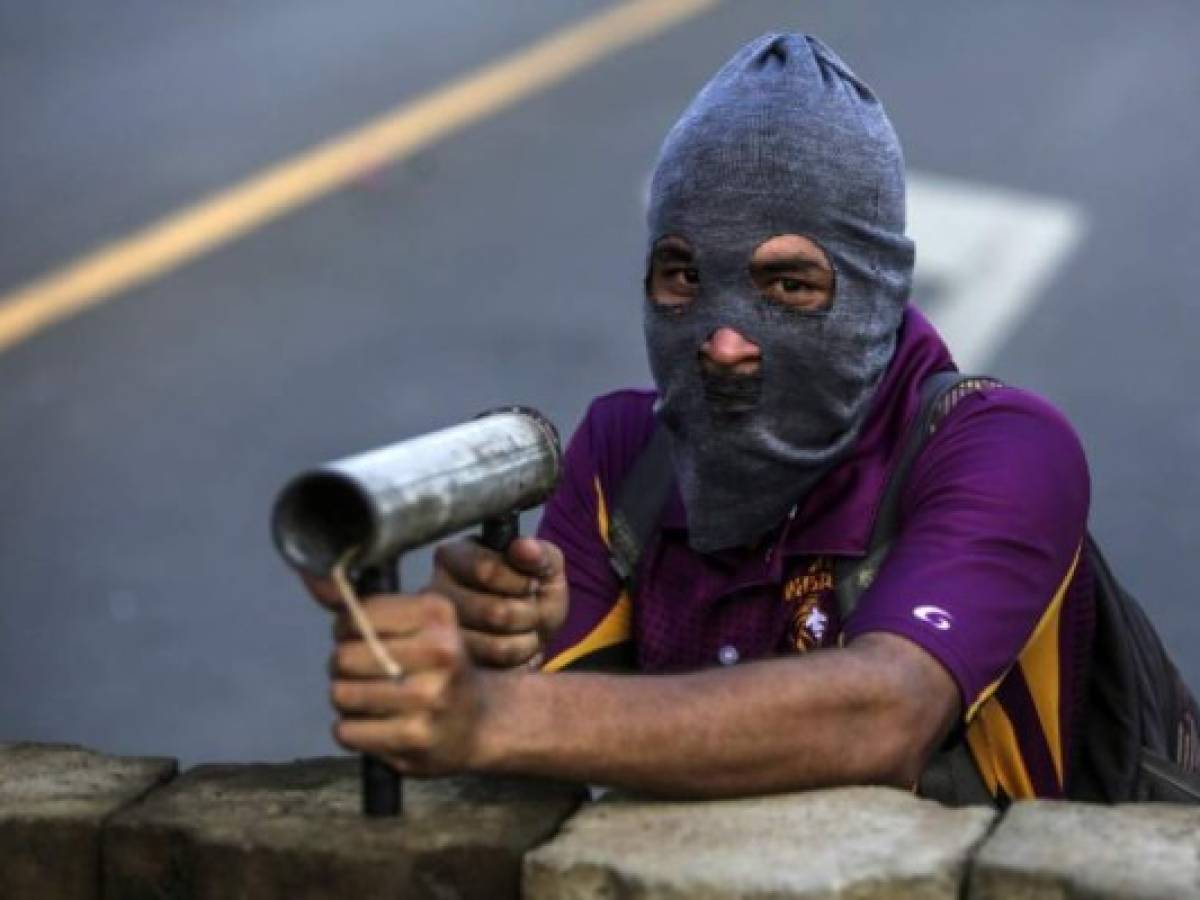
[272,408,561,576]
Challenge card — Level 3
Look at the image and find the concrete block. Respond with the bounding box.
[0,741,177,900]
[524,786,996,899]
[970,801,1200,899]
[103,756,583,900]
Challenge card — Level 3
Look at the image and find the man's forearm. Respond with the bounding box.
[471,636,950,798]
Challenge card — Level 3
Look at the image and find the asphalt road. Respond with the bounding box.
[2,1,1198,766]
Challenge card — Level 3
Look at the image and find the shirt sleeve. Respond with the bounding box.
[537,395,639,669]
[842,386,1090,716]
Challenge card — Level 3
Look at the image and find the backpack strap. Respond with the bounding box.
[608,426,673,590]
[831,370,1002,807]
[916,739,994,807]
[834,371,1002,622]
[557,428,672,672]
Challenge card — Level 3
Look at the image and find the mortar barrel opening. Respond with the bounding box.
[272,472,375,576]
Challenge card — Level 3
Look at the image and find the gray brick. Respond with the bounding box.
[103,756,582,900]
[0,742,176,900]
[525,786,996,899]
[970,801,1200,899]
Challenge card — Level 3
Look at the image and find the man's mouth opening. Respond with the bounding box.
[700,369,763,415]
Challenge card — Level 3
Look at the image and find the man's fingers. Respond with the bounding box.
[505,537,563,580]
[331,626,460,679]
[460,628,541,669]
[330,672,450,718]
[332,593,455,641]
[508,539,568,638]
[433,540,536,596]
[450,590,540,635]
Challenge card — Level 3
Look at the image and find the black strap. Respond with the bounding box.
[559,427,671,672]
[1138,749,1200,803]
[834,371,1001,622]
[608,426,673,590]
[916,739,993,807]
[833,371,1002,807]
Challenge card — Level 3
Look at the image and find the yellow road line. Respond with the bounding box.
[0,0,718,355]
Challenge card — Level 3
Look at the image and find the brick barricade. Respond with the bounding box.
[102,757,582,900]
[0,743,175,900]
[2,742,1198,899]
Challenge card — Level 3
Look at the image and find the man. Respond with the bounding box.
[308,33,1092,802]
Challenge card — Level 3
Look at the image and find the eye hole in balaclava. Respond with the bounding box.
[645,234,698,311]
[746,234,836,314]
[645,233,836,315]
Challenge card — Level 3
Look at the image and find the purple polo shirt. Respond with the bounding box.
[538,306,1094,801]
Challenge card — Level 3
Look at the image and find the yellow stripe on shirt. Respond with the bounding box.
[965,716,1000,797]
[595,475,612,548]
[965,672,1006,723]
[970,696,1035,800]
[543,591,632,671]
[1016,544,1081,789]
[963,544,1081,798]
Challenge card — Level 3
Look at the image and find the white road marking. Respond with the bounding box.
[908,172,1087,370]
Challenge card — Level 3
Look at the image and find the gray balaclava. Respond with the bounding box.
[645,33,914,553]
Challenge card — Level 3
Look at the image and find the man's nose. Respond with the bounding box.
[701,326,761,370]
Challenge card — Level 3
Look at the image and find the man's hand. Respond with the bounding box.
[429,537,567,668]
[327,591,488,775]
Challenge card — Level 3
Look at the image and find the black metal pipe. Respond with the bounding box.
[353,562,403,818]
[480,511,519,552]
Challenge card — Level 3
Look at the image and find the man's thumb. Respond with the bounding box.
[506,536,557,577]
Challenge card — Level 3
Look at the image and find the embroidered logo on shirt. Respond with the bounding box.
[803,606,829,642]
[783,560,833,601]
[783,557,836,652]
[913,605,954,631]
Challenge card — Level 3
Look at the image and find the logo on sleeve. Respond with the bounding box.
[913,605,954,631]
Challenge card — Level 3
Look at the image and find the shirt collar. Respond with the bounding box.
[658,305,955,558]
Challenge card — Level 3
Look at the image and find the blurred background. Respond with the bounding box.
[1,1,1197,766]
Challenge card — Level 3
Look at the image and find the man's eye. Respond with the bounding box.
[649,264,699,307]
[763,275,829,310]
[776,277,815,294]
[668,266,699,287]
